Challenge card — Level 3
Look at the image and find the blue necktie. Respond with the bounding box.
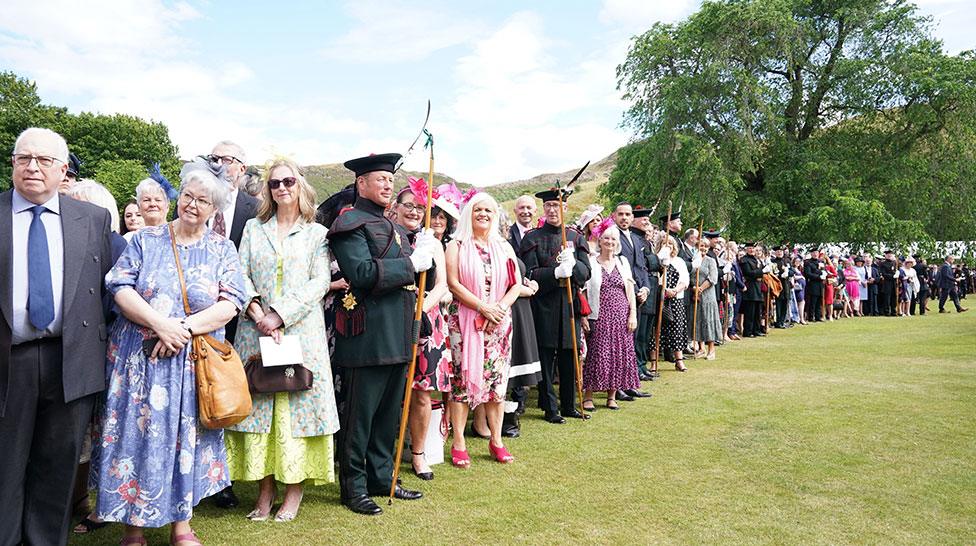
[28,205,55,331]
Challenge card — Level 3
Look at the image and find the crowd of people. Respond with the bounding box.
[1,126,972,546]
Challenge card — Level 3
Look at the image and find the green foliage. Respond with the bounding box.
[96,159,152,212]
[607,0,976,245]
[0,71,181,194]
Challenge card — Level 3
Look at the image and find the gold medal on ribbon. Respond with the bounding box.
[342,291,358,310]
[394,231,402,246]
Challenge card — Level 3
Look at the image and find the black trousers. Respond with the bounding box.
[939,287,963,312]
[775,292,789,327]
[742,300,762,336]
[0,338,95,546]
[805,291,823,321]
[537,346,578,415]
[911,289,929,315]
[634,313,651,375]
[336,363,407,500]
[880,281,896,315]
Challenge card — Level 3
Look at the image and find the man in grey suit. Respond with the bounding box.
[0,127,112,545]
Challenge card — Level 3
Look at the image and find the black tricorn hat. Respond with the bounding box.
[67,152,82,177]
[854,255,864,263]
[632,206,653,218]
[743,241,756,247]
[534,188,568,202]
[343,153,402,177]
[702,229,721,239]
[658,210,681,223]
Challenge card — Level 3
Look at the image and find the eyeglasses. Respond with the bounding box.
[179,193,213,208]
[207,154,242,166]
[12,154,63,168]
[268,177,297,190]
[542,203,564,210]
[398,202,423,213]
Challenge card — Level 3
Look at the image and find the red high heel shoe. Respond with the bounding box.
[451,447,471,468]
[489,443,514,463]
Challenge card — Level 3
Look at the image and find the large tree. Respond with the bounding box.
[0,71,181,198]
[604,0,976,248]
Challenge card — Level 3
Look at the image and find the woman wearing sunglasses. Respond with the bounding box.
[223,158,340,523]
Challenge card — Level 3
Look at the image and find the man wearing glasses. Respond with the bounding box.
[207,140,258,251]
[0,127,113,545]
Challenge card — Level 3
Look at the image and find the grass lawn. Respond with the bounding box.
[72,310,976,545]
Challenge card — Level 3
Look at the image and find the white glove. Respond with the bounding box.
[557,248,574,264]
[820,272,827,280]
[692,255,703,270]
[657,248,672,264]
[722,262,733,275]
[554,257,575,279]
[414,228,438,253]
[410,247,433,272]
[762,264,773,273]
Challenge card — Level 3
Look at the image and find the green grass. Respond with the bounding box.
[72,310,976,545]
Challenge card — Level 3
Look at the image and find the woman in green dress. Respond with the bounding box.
[224,158,339,522]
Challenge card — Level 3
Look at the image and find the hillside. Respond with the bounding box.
[301,152,618,223]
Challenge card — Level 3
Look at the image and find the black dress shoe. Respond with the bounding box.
[639,372,653,381]
[616,390,635,402]
[213,485,239,509]
[563,409,591,420]
[382,484,423,500]
[623,389,652,398]
[501,412,520,437]
[650,370,661,378]
[544,412,566,424]
[342,494,383,515]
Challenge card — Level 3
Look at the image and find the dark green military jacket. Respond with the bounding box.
[519,221,591,349]
[327,197,420,367]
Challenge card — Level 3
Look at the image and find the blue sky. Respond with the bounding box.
[1,0,972,186]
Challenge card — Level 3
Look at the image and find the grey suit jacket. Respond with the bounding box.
[0,191,113,416]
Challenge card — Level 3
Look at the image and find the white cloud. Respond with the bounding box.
[0,0,372,168]
[440,11,629,186]
[599,0,699,31]
[320,0,483,63]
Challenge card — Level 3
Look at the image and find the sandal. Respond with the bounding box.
[607,399,620,410]
[488,443,515,463]
[73,514,109,534]
[450,447,471,468]
[171,531,203,546]
[411,451,433,481]
[675,359,687,372]
[582,398,596,412]
[274,491,303,522]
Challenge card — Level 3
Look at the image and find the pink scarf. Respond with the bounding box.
[457,238,512,403]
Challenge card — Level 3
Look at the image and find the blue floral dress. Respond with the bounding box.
[90,225,247,528]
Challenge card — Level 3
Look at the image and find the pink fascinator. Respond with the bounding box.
[590,217,615,241]
[406,176,438,207]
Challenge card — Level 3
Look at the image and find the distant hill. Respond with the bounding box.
[301,151,618,223]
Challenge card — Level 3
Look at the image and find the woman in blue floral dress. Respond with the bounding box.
[90,165,247,546]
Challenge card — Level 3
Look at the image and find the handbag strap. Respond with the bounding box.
[169,223,193,316]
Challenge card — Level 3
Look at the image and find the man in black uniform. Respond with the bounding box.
[771,246,792,328]
[911,254,930,315]
[327,153,436,515]
[520,188,591,424]
[612,203,652,397]
[878,250,898,316]
[803,248,827,321]
[865,255,880,316]
[633,207,660,381]
[739,242,765,337]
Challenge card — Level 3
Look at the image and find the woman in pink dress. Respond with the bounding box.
[445,192,523,467]
[843,258,861,316]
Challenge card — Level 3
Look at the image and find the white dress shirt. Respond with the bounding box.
[11,190,64,344]
[209,186,239,238]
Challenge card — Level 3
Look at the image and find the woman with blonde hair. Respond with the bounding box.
[655,232,690,371]
[445,191,524,466]
[224,158,339,522]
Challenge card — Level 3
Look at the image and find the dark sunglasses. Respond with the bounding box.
[268,177,297,190]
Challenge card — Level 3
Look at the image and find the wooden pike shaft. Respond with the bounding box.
[691,217,704,350]
[389,144,436,504]
[651,201,672,371]
[557,194,585,418]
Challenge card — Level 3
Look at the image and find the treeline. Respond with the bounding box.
[0,71,181,210]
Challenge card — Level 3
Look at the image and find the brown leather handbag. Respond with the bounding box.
[170,225,252,429]
[243,354,313,394]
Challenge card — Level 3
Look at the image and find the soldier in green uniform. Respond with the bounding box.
[519,188,591,423]
[327,153,438,515]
